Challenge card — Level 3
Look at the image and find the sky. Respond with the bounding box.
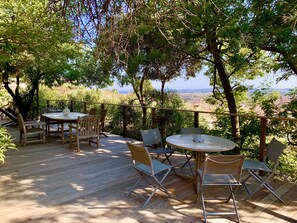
[107,73,297,91]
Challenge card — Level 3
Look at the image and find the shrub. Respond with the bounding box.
[0,127,16,163]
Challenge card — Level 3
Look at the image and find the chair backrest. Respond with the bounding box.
[88,107,98,115]
[127,142,152,168]
[16,111,26,133]
[266,138,286,164]
[77,115,100,137]
[140,128,163,148]
[202,155,245,182]
[99,109,107,129]
[181,127,202,134]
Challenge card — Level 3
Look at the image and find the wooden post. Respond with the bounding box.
[83,102,87,114]
[47,100,50,108]
[101,104,105,110]
[70,100,74,112]
[194,111,199,128]
[259,117,267,162]
[122,105,127,137]
[151,108,156,128]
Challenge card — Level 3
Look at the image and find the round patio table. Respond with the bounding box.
[166,134,236,181]
[42,112,87,144]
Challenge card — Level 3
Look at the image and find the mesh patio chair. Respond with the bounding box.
[140,127,175,165]
[69,115,100,152]
[126,142,172,208]
[16,110,46,147]
[180,127,202,175]
[197,154,245,223]
[242,138,286,202]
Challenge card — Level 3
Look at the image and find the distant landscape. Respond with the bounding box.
[116,87,294,114]
[118,88,294,95]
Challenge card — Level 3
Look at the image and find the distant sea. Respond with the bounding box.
[118,88,293,95]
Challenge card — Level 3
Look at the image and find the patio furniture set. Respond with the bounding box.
[127,127,286,222]
[15,110,286,222]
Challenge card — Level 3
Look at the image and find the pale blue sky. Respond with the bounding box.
[108,73,297,91]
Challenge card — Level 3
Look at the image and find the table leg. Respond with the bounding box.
[61,121,65,144]
[46,118,51,137]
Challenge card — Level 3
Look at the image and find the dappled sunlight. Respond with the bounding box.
[71,183,85,192]
[0,126,296,222]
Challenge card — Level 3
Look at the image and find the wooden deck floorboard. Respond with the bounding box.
[0,126,296,223]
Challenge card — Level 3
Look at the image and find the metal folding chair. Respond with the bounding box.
[242,138,286,202]
[140,128,175,165]
[126,143,172,208]
[197,154,245,222]
[180,127,202,175]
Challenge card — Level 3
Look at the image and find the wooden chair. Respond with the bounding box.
[88,107,98,115]
[16,111,46,147]
[68,115,100,152]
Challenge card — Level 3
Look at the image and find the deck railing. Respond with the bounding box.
[46,100,297,163]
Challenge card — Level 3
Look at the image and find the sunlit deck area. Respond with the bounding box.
[0,126,296,223]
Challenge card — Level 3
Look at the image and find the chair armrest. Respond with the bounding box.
[24,121,46,127]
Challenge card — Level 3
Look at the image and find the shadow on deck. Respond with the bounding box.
[0,126,296,223]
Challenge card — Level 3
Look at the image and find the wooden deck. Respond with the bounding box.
[0,126,296,223]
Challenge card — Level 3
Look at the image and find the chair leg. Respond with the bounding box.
[100,132,108,137]
[128,169,171,208]
[181,153,194,176]
[243,170,284,202]
[43,130,46,144]
[161,153,173,165]
[229,185,241,223]
[76,138,80,152]
[200,187,207,222]
[24,134,27,147]
[161,154,176,174]
[127,178,142,197]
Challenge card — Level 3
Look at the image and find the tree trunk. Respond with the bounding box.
[3,75,40,120]
[207,29,241,153]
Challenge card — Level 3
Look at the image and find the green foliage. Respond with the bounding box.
[278,147,297,182]
[0,126,16,164]
[0,88,12,107]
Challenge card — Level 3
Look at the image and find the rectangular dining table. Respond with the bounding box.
[42,112,87,144]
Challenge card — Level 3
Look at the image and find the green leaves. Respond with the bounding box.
[0,127,16,164]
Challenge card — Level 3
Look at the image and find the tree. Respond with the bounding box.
[247,0,297,77]
[0,0,81,119]
[60,0,295,149]
[92,3,200,125]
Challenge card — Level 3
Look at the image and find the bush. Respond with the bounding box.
[0,127,16,163]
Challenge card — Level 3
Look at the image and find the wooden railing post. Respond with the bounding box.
[47,100,50,108]
[122,104,127,137]
[70,100,74,112]
[151,108,156,128]
[83,102,87,114]
[194,111,199,128]
[259,117,267,162]
[101,104,105,132]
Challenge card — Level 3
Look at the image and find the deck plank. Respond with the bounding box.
[0,126,296,223]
